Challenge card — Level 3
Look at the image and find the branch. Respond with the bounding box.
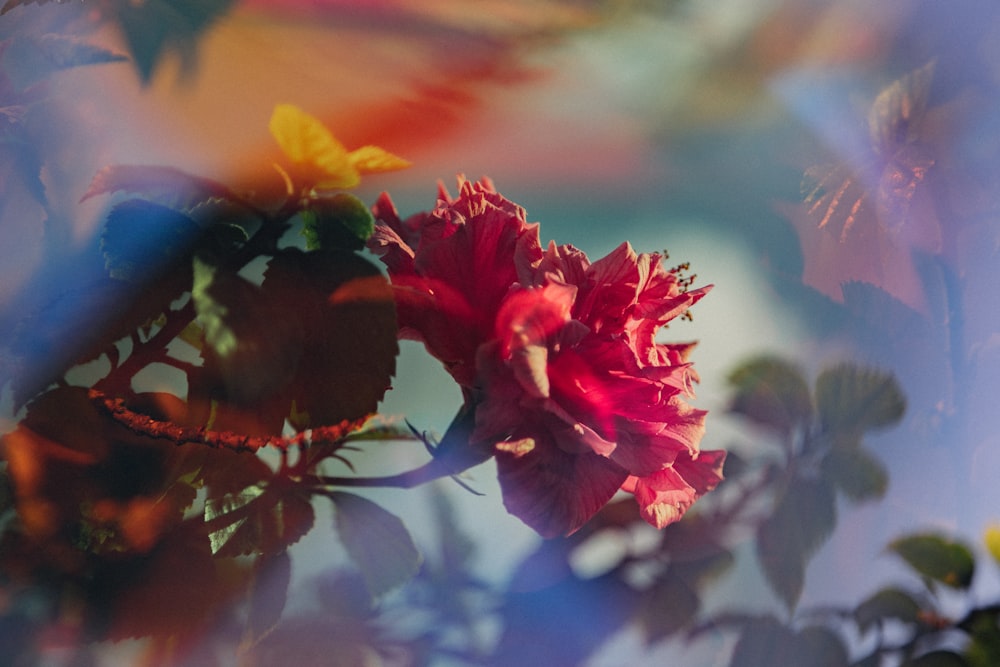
[89,389,368,452]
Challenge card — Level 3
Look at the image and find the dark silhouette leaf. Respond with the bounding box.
[247,550,291,643]
[854,587,922,633]
[889,534,974,589]
[727,356,813,434]
[330,492,421,597]
[101,199,201,282]
[821,445,889,502]
[815,364,905,436]
[756,477,837,610]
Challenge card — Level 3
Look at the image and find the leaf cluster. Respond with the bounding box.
[0,106,423,662]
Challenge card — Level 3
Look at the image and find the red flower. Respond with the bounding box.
[369,177,724,537]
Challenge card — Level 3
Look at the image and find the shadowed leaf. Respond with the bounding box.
[815,364,905,435]
[101,199,201,282]
[727,356,812,435]
[756,477,837,610]
[330,492,421,597]
[889,534,974,589]
[260,249,398,430]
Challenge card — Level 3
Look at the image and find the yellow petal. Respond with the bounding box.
[269,104,355,184]
[348,145,412,174]
[985,523,1000,565]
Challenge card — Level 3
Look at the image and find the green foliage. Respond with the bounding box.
[889,534,975,589]
[112,0,236,81]
[727,356,813,434]
[330,492,422,597]
[302,193,376,252]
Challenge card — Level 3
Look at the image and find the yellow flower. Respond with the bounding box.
[985,523,1000,565]
[269,104,410,190]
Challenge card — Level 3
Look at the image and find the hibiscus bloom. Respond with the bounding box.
[369,177,724,537]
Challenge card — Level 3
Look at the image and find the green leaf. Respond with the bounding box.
[815,364,905,435]
[638,567,701,643]
[889,534,975,589]
[854,587,922,633]
[205,485,315,557]
[330,492,421,597]
[1,33,127,91]
[727,356,813,434]
[821,446,889,502]
[904,651,970,667]
[101,199,201,282]
[756,477,838,610]
[961,608,1000,667]
[302,193,375,252]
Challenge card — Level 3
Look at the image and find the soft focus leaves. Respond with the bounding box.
[962,607,1000,667]
[729,616,849,667]
[727,356,812,434]
[1,34,127,91]
[889,534,975,589]
[756,477,837,610]
[854,587,922,633]
[821,445,889,501]
[815,364,906,435]
[330,492,421,597]
[112,0,236,81]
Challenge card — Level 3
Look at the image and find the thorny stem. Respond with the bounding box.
[90,388,369,452]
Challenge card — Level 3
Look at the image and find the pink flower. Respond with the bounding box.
[369,177,724,537]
